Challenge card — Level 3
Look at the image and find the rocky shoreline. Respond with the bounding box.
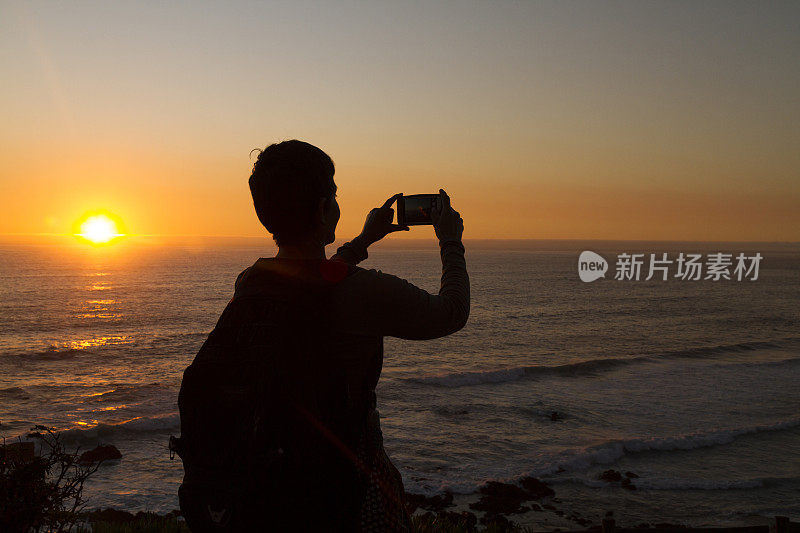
[406,475,629,531]
[84,471,696,531]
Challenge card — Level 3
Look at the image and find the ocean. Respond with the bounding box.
[1,237,798,527]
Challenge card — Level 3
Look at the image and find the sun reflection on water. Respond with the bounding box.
[76,313,123,319]
[83,389,117,398]
[97,404,129,412]
[62,336,133,351]
[79,289,123,318]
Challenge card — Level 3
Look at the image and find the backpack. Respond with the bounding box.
[169,259,369,531]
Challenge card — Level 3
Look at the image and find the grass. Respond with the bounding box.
[79,513,537,532]
[79,515,189,533]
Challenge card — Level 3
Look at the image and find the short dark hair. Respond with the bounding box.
[248,140,336,247]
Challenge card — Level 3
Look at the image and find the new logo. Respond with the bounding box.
[578,251,608,282]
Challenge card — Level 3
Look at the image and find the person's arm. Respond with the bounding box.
[329,193,409,266]
[331,189,469,340]
[331,235,370,265]
[337,239,469,340]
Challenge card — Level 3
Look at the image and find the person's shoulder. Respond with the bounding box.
[235,266,251,287]
[339,265,384,280]
[233,263,260,293]
[336,265,414,292]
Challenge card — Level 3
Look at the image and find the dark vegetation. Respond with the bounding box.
[1,426,103,532]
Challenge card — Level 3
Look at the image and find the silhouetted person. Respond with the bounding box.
[173,140,469,532]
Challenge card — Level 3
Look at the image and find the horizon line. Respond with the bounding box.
[1,232,798,244]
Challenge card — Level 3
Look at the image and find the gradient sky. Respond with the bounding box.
[1,1,798,241]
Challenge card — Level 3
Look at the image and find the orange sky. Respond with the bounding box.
[1,2,798,241]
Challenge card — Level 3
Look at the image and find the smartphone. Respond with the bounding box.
[397,194,440,226]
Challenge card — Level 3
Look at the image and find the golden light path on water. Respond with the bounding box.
[59,265,134,429]
[60,336,133,351]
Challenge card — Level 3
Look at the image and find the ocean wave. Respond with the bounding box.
[718,356,800,369]
[410,358,637,387]
[657,339,795,359]
[410,337,800,388]
[83,382,168,402]
[5,413,181,446]
[402,420,800,497]
[4,346,85,360]
[632,477,790,491]
[543,418,800,476]
[56,413,181,442]
[3,335,136,360]
[0,386,30,398]
[561,475,798,491]
[0,332,210,361]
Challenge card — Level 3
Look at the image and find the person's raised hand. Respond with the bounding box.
[431,188,463,242]
[359,193,410,246]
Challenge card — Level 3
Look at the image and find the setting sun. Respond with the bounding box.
[75,213,125,244]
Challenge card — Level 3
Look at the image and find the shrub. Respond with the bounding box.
[1,425,102,532]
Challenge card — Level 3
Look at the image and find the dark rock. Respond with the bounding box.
[529,503,543,512]
[556,466,566,473]
[599,469,623,482]
[653,523,686,529]
[543,504,557,511]
[405,491,453,513]
[621,477,637,491]
[79,444,122,464]
[636,523,651,528]
[470,481,531,515]
[575,517,593,527]
[520,476,556,499]
[480,481,530,500]
[625,471,640,479]
[550,411,561,421]
[555,509,565,516]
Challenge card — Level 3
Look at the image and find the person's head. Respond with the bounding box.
[249,140,339,247]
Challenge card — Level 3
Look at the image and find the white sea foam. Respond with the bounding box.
[543,418,800,476]
[401,419,800,497]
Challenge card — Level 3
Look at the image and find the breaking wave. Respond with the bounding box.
[540,418,800,476]
[402,418,800,497]
[56,413,181,443]
[410,338,799,388]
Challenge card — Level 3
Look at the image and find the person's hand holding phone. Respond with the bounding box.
[431,189,463,243]
[358,193,410,246]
